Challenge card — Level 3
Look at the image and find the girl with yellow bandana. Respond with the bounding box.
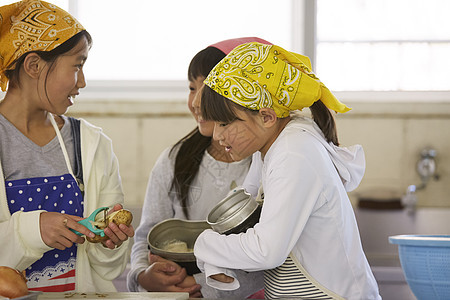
[193,42,381,299]
[0,0,133,292]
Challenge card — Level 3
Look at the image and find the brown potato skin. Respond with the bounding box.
[86,209,133,243]
[0,266,28,298]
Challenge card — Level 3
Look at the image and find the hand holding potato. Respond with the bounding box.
[88,204,135,249]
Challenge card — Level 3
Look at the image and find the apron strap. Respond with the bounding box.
[68,117,84,191]
[289,253,346,300]
[49,114,75,179]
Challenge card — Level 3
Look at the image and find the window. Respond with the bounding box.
[1,0,449,96]
[315,0,450,91]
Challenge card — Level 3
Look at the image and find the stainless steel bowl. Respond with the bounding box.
[207,188,262,235]
[148,219,210,263]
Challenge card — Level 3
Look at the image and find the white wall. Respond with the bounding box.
[67,94,450,210]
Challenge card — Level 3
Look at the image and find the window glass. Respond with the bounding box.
[75,0,291,81]
[316,0,450,91]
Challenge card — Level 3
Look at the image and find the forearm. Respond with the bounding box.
[0,210,52,270]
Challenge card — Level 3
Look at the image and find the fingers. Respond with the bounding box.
[174,276,202,297]
[149,254,173,266]
[101,222,134,249]
[148,253,162,264]
[210,273,234,283]
[63,216,95,240]
[138,263,187,292]
[187,285,202,298]
[40,212,86,250]
[108,203,123,216]
[152,260,183,276]
[65,214,84,222]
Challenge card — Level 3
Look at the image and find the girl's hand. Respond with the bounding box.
[176,275,202,298]
[210,273,235,283]
[40,211,96,250]
[101,204,135,249]
[138,254,201,297]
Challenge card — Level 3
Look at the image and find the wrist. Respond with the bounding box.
[137,268,152,291]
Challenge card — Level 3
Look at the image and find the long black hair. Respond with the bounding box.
[169,46,226,217]
[201,86,339,146]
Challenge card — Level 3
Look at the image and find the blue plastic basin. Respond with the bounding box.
[389,234,450,300]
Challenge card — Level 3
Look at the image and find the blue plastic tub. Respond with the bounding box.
[389,234,450,300]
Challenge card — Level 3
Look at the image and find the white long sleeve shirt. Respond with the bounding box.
[127,145,265,298]
[0,118,129,292]
[194,116,381,300]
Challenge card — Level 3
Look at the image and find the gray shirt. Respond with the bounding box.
[0,114,75,181]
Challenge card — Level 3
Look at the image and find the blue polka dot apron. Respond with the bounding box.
[6,115,83,292]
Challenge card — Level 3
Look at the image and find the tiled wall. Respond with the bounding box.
[68,97,450,209]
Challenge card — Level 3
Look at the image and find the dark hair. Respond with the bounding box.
[188,47,226,82]
[170,46,226,217]
[201,85,256,123]
[5,30,93,90]
[310,100,339,145]
[201,85,340,145]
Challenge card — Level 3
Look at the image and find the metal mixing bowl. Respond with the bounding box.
[207,188,262,235]
[147,219,210,274]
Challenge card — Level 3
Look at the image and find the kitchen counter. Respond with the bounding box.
[13,292,189,300]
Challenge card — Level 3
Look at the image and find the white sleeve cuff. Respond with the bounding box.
[204,262,240,291]
[18,210,52,252]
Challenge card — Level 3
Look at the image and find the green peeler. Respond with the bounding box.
[71,206,110,237]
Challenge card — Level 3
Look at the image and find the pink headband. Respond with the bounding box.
[209,37,272,55]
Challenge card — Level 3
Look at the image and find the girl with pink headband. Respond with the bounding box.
[127,37,271,298]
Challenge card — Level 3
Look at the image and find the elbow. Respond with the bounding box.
[262,254,287,269]
[251,247,288,269]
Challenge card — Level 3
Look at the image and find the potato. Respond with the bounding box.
[0,266,28,298]
[86,209,133,243]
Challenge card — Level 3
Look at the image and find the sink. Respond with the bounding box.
[354,207,450,300]
[355,207,450,265]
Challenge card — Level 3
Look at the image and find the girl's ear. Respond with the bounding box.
[259,108,278,128]
[22,53,44,79]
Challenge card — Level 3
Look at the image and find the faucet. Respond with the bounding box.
[401,184,417,213]
[402,148,439,212]
[416,148,438,188]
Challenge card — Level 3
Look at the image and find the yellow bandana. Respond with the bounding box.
[204,42,350,117]
[0,0,85,91]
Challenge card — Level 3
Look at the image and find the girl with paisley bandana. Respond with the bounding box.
[194,42,381,300]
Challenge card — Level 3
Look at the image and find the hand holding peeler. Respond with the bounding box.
[71,206,110,237]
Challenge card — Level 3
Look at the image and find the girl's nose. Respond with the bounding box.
[77,69,86,89]
[192,94,201,115]
[213,123,224,141]
[192,85,204,110]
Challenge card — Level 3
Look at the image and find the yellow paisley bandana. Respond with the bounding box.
[204,42,350,117]
[0,0,85,91]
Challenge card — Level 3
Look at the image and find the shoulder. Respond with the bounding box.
[152,145,180,174]
[78,118,103,134]
[265,120,330,173]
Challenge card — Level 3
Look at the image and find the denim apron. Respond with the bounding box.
[6,115,84,292]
